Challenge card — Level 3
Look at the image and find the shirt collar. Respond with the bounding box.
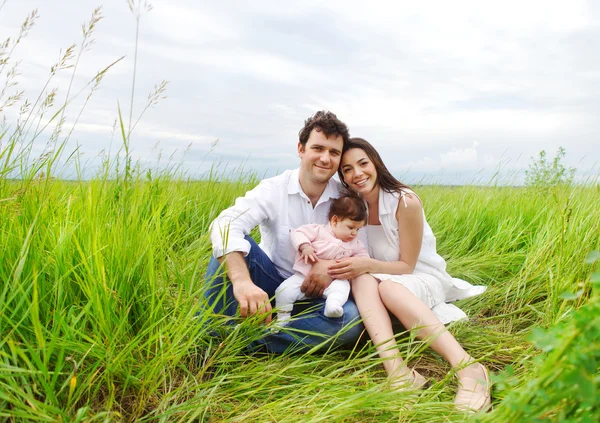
[321,177,341,202]
[287,168,302,195]
[288,168,341,202]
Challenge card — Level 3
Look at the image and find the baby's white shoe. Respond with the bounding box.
[272,312,291,330]
[324,300,344,318]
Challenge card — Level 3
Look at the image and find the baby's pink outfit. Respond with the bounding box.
[291,224,369,275]
[275,224,369,324]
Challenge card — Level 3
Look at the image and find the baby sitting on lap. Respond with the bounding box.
[275,192,369,324]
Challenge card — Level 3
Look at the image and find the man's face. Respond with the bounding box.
[298,128,344,186]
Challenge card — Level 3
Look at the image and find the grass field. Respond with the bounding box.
[1,172,599,422]
[2,5,599,421]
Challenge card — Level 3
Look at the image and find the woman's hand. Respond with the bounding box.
[328,257,372,280]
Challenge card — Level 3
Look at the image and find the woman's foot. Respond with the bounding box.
[455,362,491,412]
[389,368,427,391]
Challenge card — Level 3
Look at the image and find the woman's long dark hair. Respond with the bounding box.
[338,137,411,194]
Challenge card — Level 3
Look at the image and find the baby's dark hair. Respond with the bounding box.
[328,191,367,223]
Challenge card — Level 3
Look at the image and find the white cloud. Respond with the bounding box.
[1,0,598,182]
[327,0,591,34]
[73,122,218,144]
[146,4,240,43]
[483,154,496,166]
[141,43,329,85]
[397,156,439,172]
[397,143,500,173]
[440,143,480,168]
[312,92,575,142]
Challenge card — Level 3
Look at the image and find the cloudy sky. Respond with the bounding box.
[2,0,599,183]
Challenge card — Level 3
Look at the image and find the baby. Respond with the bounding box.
[275,193,369,325]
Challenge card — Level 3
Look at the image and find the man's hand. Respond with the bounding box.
[301,259,334,297]
[327,257,372,280]
[232,280,272,323]
[299,244,319,265]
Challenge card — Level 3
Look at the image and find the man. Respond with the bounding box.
[205,111,364,352]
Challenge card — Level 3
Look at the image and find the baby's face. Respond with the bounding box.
[331,217,365,242]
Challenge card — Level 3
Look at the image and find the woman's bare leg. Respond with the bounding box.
[378,280,488,388]
[352,275,415,385]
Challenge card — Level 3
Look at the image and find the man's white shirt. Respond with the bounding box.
[210,168,342,279]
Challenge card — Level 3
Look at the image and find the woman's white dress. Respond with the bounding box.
[366,188,486,324]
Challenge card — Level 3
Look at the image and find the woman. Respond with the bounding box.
[329,137,491,412]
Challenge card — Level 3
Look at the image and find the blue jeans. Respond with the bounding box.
[204,236,364,353]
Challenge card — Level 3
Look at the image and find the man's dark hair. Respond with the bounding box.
[298,110,350,147]
[328,190,367,223]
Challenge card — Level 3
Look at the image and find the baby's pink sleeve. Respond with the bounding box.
[353,239,370,257]
[291,224,321,251]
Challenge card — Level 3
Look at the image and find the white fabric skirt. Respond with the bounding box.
[371,271,446,309]
[370,272,486,324]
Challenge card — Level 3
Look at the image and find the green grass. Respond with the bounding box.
[2,5,599,421]
[1,174,599,422]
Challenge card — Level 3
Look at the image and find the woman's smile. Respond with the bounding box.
[353,178,369,187]
[341,148,378,194]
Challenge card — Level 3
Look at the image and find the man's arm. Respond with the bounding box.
[210,179,276,259]
[209,179,278,322]
[220,252,272,323]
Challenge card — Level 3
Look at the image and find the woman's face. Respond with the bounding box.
[340,148,378,195]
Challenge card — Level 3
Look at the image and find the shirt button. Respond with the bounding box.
[307,200,310,204]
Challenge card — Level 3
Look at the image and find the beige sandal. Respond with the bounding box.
[454,363,492,412]
[390,368,428,391]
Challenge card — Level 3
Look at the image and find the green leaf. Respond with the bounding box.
[585,251,600,264]
[559,290,584,300]
[530,327,557,352]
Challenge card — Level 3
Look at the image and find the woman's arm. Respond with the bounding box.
[328,194,424,279]
[368,193,424,274]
